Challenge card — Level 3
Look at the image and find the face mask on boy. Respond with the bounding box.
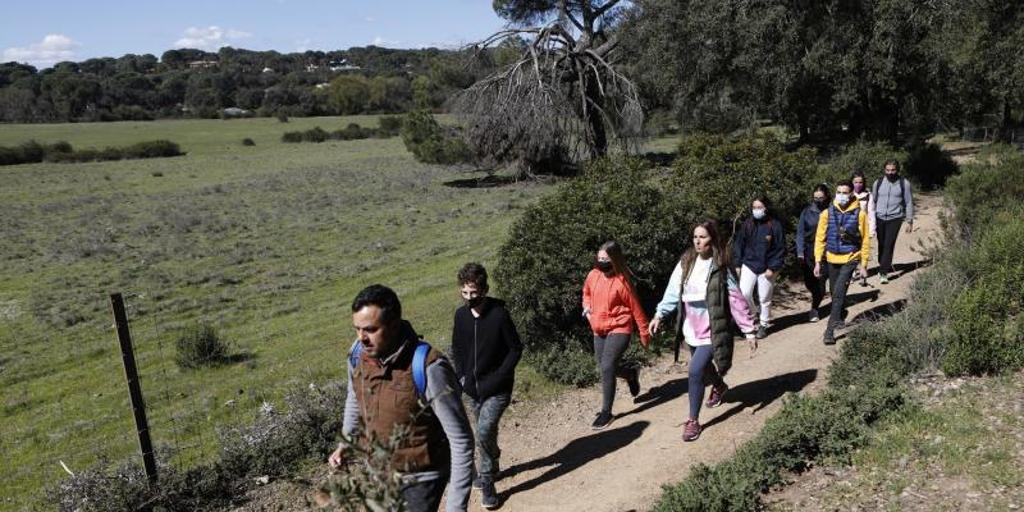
[835,193,850,207]
[752,208,766,220]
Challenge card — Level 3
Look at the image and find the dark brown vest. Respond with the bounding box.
[351,341,448,473]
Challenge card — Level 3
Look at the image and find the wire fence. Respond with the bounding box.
[1,289,347,511]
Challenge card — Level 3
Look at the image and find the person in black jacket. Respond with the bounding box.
[450,263,523,510]
[796,184,831,322]
[733,197,785,339]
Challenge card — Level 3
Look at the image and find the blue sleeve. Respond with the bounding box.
[655,263,683,319]
[768,221,785,271]
[732,225,745,267]
[795,210,807,258]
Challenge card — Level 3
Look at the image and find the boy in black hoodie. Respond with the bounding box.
[450,263,523,510]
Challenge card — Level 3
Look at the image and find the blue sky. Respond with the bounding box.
[1,0,510,68]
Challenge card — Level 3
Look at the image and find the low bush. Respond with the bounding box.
[281,131,304,143]
[823,140,907,185]
[174,323,229,369]
[276,112,289,123]
[401,110,473,165]
[942,150,1024,241]
[378,115,403,135]
[0,139,184,166]
[331,123,369,140]
[905,142,958,189]
[242,138,255,146]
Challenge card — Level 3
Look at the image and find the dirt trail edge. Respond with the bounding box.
[461,194,942,512]
[238,195,941,511]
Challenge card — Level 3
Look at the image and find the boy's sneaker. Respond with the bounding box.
[808,309,820,323]
[591,411,613,430]
[480,478,500,510]
[879,273,889,284]
[756,324,768,339]
[683,419,702,442]
[823,330,836,345]
[626,367,641,397]
[705,383,728,408]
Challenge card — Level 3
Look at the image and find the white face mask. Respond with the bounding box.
[835,193,850,206]
[752,208,766,220]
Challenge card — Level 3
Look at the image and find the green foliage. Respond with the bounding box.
[905,143,959,189]
[377,115,404,135]
[671,134,819,226]
[174,323,229,369]
[943,150,1024,240]
[824,141,908,186]
[0,139,183,165]
[942,220,1024,376]
[400,110,472,165]
[241,137,255,146]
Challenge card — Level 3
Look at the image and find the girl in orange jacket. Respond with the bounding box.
[582,240,651,430]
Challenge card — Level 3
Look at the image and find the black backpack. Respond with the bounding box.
[873,177,906,210]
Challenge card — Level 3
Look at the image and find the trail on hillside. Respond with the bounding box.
[239,194,943,512]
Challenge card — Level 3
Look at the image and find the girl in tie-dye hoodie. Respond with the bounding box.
[648,220,757,442]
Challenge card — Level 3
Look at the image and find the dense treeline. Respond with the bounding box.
[0,45,505,123]
[623,0,1024,143]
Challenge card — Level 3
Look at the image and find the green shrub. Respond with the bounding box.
[905,142,958,190]
[824,140,907,186]
[942,220,1024,376]
[242,137,256,146]
[123,140,184,159]
[496,157,690,385]
[175,323,229,369]
[943,151,1024,240]
[670,134,819,229]
[277,112,289,123]
[378,115,403,135]
[0,145,23,165]
[302,127,329,143]
[18,140,45,163]
[281,131,304,143]
[401,110,473,165]
[331,123,370,140]
[97,147,124,161]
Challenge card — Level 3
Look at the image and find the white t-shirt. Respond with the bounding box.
[681,256,713,346]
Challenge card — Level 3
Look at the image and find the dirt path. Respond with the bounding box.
[238,195,942,511]
[461,194,943,512]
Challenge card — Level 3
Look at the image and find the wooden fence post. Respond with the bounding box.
[109,293,158,483]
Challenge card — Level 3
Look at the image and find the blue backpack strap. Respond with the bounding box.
[411,341,430,398]
[348,341,363,368]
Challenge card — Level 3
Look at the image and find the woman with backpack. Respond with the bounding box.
[649,220,757,442]
[582,240,650,430]
[796,184,831,322]
[732,197,785,339]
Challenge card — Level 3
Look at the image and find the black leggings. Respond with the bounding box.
[801,256,828,310]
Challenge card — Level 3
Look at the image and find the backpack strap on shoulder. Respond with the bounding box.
[411,341,430,398]
[348,341,363,368]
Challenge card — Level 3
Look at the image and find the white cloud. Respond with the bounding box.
[174,26,251,51]
[365,16,376,22]
[371,36,402,48]
[2,34,80,68]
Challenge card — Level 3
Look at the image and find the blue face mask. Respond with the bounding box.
[835,193,850,206]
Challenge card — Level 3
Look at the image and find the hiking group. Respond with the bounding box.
[327,160,915,511]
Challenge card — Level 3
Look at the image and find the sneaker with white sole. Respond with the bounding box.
[808,309,820,323]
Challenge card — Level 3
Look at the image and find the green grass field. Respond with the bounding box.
[0,115,562,509]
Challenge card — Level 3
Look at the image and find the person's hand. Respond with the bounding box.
[764,269,775,279]
[328,446,346,469]
[858,265,868,279]
[813,262,822,278]
[640,336,650,349]
[747,334,758,356]
[649,316,661,336]
[904,222,913,234]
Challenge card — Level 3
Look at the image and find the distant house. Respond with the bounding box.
[222,107,250,117]
[328,59,361,72]
[305,63,320,72]
[188,60,219,70]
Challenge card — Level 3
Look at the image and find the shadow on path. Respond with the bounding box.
[501,421,649,499]
[618,377,688,419]
[702,369,817,431]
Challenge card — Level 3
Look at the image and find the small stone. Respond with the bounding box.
[255,475,270,485]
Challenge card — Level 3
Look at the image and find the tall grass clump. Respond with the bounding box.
[174,323,229,369]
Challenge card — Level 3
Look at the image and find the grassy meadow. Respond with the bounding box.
[0,115,557,508]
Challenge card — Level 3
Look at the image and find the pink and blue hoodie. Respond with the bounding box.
[654,256,756,346]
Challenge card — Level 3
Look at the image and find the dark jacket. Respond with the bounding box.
[733,217,785,274]
[450,298,523,400]
[796,202,825,262]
